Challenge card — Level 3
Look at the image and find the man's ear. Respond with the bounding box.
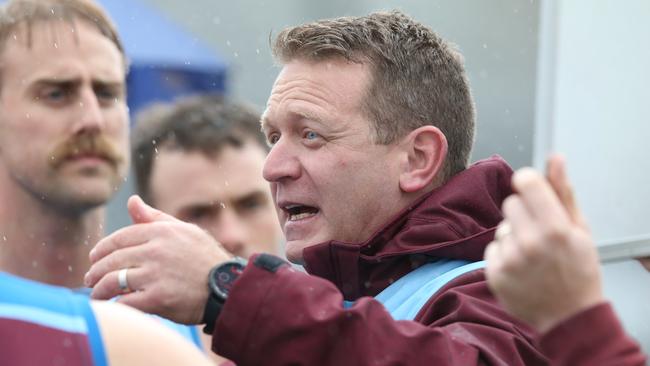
[398,126,448,193]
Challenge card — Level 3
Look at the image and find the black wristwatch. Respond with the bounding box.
[202,257,247,334]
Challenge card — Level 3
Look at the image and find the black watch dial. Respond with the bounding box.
[210,260,245,298]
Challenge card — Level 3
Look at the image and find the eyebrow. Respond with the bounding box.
[31,78,124,89]
[261,107,327,132]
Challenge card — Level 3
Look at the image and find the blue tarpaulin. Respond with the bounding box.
[96,0,228,118]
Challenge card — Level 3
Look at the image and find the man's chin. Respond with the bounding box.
[284,240,311,265]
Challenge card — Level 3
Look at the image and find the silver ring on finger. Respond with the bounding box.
[118,268,131,293]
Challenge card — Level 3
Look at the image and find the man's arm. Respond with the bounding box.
[92,301,213,366]
[86,196,546,365]
[211,255,545,366]
[485,155,646,366]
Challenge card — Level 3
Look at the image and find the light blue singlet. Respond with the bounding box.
[344,259,486,320]
[0,271,108,366]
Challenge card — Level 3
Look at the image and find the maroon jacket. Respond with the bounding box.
[213,156,548,365]
[538,302,646,365]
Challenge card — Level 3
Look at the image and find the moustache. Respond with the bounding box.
[49,134,124,169]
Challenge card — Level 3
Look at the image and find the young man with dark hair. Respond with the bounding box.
[131,95,281,258]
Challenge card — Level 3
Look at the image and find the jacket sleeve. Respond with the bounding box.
[212,255,547,366]
[537,302,646,366]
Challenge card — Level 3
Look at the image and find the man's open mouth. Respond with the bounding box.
[283,204,319,221]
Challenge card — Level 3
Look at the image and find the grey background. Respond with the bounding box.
[534,0,650,352]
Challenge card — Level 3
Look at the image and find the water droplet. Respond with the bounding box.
[53,42,58,49]
[256,49,260,54]
[224,180,229,186]
[220,202,226,209]
[233,52,239,58]
[68,265,73,272]
[226,40,231,47]
[2,235,7,241]
[482,43,488,49]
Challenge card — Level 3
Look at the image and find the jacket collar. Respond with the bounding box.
[302,155,513,300]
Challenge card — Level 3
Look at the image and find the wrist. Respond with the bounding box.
[202,257,247,334]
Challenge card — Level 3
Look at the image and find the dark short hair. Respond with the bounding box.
[131,94,267,204]
[0,0,126,70]
[273,10,475,181]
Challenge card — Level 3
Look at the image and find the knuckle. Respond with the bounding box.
[543,222,571,244]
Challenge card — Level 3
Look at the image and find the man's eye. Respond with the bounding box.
[305,131,319,140]
[96,88,116,100]
[267,134,280,146]
[41,88,68,102]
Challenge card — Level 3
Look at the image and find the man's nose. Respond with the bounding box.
[262,137,301,183]
[212,209,246,256]
[72,87,105,134]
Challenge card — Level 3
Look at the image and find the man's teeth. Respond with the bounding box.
[289,211,316,221]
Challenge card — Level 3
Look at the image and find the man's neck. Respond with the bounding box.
[0,189,106,289]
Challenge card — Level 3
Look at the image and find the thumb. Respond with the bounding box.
[127,195,179,224]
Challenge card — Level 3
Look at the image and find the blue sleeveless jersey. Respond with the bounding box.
[0,271,107,366]
[345,259,486,320]
[74,287,203,350]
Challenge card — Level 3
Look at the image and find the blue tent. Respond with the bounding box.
[97,0,228,118]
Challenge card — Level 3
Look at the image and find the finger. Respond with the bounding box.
[85,245,147,287]
[512,167,570,226]
[502,195,536,239]
[502,195,544,258]
[484,241,502,289]
[90,266,147,300]
[545,154,588,229]
[128,195,180,224]
[90,222,165,263]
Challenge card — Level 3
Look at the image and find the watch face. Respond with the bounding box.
[212,261,245,297]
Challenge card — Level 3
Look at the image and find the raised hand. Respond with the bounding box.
[485,155,604,333]
[84,195,232,324]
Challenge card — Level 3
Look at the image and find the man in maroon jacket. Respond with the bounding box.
[485,155,646,366]
[86,11,548,365]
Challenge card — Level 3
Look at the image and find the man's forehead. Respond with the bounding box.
[0,19,126,81]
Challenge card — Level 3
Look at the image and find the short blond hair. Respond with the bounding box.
[0,0,125,67]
